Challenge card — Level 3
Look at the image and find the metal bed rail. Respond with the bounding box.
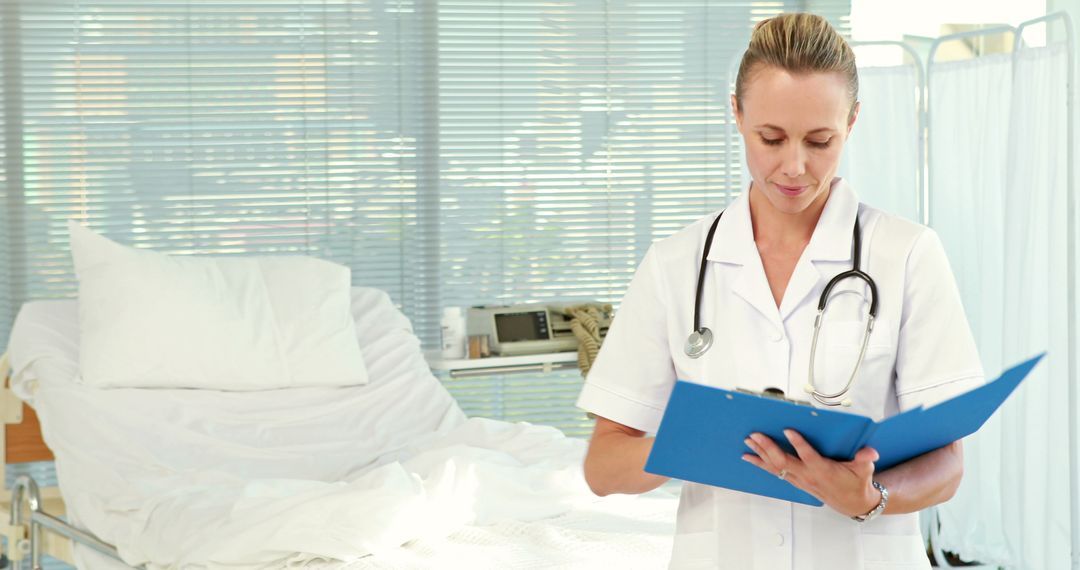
[0,352,135,569]
[9,475,140,570]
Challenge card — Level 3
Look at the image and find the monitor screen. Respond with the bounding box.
[495,311,549,342]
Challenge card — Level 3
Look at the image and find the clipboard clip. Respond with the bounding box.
[735,387,814,407]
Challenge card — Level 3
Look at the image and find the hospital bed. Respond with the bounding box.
[0,288,677,570]
[0,351,85,568]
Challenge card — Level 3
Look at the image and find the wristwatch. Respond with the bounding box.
[852,480,888,523]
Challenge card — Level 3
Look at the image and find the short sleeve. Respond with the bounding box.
[894,228,985,411]
[576,245,676,433]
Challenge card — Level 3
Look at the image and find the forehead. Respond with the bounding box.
[740,67,851,132]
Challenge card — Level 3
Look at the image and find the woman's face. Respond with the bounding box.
[732,66,858,217]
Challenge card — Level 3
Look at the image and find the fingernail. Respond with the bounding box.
[744,438,753,447]
[783,429,793,438]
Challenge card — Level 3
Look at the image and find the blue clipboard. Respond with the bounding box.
[644,353,1044,506]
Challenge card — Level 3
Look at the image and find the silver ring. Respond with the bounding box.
[777,469,788,481]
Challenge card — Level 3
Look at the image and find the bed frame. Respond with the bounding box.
[0,351,137,570]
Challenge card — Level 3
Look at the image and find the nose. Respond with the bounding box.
[780,143,807,179]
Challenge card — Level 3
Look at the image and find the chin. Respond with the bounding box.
[764,187,820,215]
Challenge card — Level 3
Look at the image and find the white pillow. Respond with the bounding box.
[68,221,369,390]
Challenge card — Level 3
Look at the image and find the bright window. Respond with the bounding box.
[1,0,851,436]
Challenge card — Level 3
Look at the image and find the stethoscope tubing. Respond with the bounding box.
[686,208,878,406]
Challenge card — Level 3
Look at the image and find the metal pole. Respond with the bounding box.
[31,511,124,561]
[1063,13,1075,570]
[850,41,927,224]
[10,475,141,569]
[925,25,1017,228]
[450,362,579,378]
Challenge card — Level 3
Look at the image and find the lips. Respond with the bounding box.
[774,183,808,197]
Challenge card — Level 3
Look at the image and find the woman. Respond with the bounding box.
[576,13,984,570]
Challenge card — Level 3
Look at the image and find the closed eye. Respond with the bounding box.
[760,136,832,149]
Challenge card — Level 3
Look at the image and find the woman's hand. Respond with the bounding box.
[583,416,670,496]
[742,429,880,518]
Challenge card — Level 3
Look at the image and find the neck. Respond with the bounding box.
[748,181,831,251]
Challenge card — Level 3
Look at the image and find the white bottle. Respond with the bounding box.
[440,307,467,359]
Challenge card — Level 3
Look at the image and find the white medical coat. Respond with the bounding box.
[576,178,984,570]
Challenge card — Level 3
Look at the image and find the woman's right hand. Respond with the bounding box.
[583,416,671,496]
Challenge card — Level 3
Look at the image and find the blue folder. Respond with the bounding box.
[644,353,1044,506]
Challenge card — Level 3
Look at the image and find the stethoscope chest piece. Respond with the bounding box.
[685,327,713,359]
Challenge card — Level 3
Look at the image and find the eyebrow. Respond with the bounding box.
[755,124,835,134]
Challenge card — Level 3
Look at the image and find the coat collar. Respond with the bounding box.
[704,178,860,323]
[706,177,859,266]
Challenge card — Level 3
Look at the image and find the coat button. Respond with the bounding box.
[771,329,784,342]
[775,533,785,546]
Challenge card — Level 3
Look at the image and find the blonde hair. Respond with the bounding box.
[734,13,858,120]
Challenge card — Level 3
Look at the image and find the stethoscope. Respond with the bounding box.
[683,210,879,407]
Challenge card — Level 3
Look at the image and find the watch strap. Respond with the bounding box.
[852,480,888,523]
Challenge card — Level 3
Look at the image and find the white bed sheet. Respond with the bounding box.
[7,289,677,569]
[337,494,677,570]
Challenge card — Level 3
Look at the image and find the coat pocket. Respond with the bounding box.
[815,319,895,407]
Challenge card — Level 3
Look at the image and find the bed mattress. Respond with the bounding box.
[6,291,677,569]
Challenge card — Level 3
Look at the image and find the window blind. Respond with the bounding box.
[434,0,851,436]
[0,4,12,351]
[1,0,850,437]
[4,0,430,346]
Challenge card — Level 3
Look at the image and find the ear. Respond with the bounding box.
[846,101,861,135]
[731,94,743,130]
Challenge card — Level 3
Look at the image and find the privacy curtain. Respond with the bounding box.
[929,41,1073,569]
[838,62,922,222]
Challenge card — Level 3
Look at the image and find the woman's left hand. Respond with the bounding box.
[742,429,881,518]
